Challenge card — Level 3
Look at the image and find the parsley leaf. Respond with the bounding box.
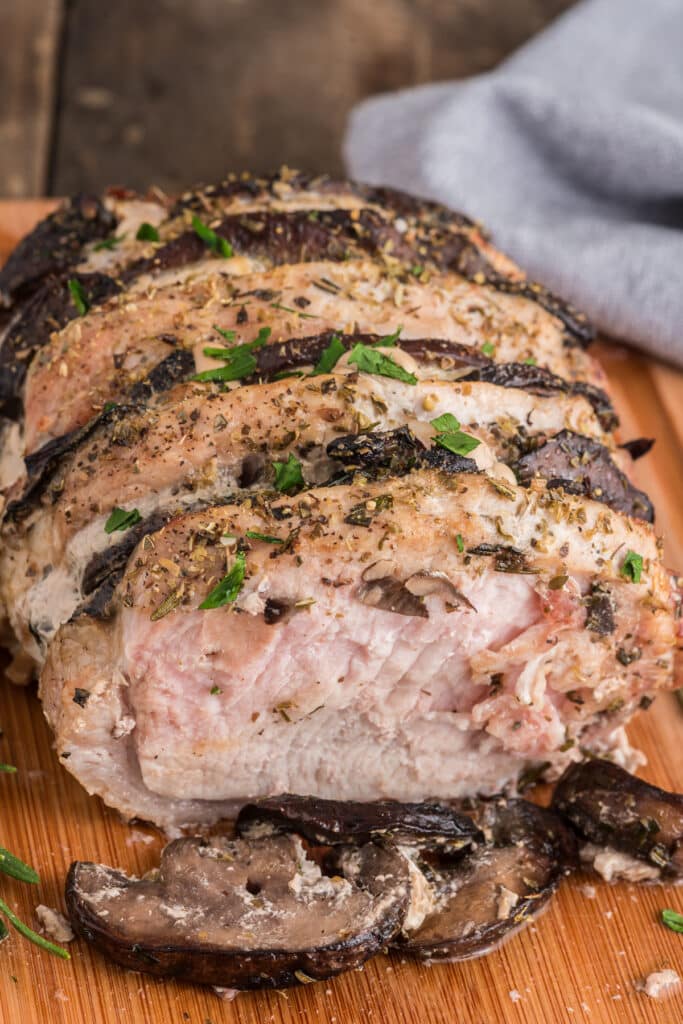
[246,530,285,544]
[378,325,403,346]
[313,335,345,374]
[273,453,304,494]
[662,908,683,933]
[348,343,417,385]
[104,507,142,533]
[480,342,495,357]
[213,325,237,343]
[523,357,537,366]
[431,413,460,433]
[210,685,223,695]
[199,551,246,609]
[0,764,17,773]
[195,327,271,382]
[431,413,481,457]
[135,222,160,242]
[620,549,643,583]
[456,533,464,552]
[94,234,126,251]
[67,278,89,315]
[192,215,233,258]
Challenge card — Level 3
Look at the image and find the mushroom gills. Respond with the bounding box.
[552,759,683,879]
[65,831,411,989]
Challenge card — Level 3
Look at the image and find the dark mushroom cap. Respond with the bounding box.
[552,759,683,877]
[236,794,483,852]
[396,798,576,961]
[66,832,411,989]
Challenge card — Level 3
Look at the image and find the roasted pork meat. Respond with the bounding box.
[0,170,678,831]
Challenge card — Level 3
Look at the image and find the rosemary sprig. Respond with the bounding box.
[0,847,39,884]
[0,769,71,959]
[0,898,70,960]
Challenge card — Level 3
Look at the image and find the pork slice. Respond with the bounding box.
[2,369,615,662]
[23,258,603,453]
[39,469,676,831]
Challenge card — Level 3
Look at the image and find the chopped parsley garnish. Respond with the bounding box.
[523,357,537,366]
[620,549,644,583]
[67,278,89,315]
[94,233,126,251]
[104,507,142,533]
[195,327,271,382]
[431,413,481,457]
[455,533,464,552]
[0,764,17,773]
[378,325,403,346]
[191,214,233,258]
[273,453,304,494]
[481,342,496,357]
[210,685,223,695]
[246,530,285,544]
[313,335,345,375]
[199,551,246,610]
[348,343,417,385]
[411,265,423,277]
[135,222,160,242]
[662,908,683,933]
[212,324,237,342]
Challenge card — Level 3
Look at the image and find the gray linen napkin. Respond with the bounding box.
[344,0,683,365]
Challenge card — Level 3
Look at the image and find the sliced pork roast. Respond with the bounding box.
[3,366,641,662]
[0,171,677,837]
[40,470,676,830]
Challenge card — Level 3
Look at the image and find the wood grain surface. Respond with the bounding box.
[0,0,577,197]
[1,201,682,1024]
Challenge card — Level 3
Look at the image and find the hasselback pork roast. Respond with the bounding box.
[0,170,679,831]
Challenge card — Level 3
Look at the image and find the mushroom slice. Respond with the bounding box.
[236,795,482,853]
[397,798,575,961]
[65,832,411,989]
[552,759,683,878]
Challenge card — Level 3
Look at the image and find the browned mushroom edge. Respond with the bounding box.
[236,794,483,852]
[552,759,683,879]
[392,798,577,961]
[65,832,411,990]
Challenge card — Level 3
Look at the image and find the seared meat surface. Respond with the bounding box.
[40,471,675,829]
[0,170,677,831]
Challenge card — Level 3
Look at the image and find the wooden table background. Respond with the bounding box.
[0,201,682,1023]
[0,0,578,198]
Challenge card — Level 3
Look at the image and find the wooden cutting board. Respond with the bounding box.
[1,201,682,1024]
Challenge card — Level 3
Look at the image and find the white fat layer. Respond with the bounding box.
[287,837,352,903]
[35,905,74,943]
[399,848,436,933]
[0,419,25,494]
[638,970,680,999]
[580,843,661,883]
[496,885,520,920]
[77,199,167,274]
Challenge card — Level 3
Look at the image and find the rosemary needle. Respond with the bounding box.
[0,898,70,960]
[0,847,39,884]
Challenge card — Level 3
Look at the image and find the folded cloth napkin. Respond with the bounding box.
[344,0,683,365]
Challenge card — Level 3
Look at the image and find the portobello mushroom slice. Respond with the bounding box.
[66,832,411,989]
[237,794,483,853]
[552,759,683,879]
[512,430,654,522]
[395,798,576,961]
